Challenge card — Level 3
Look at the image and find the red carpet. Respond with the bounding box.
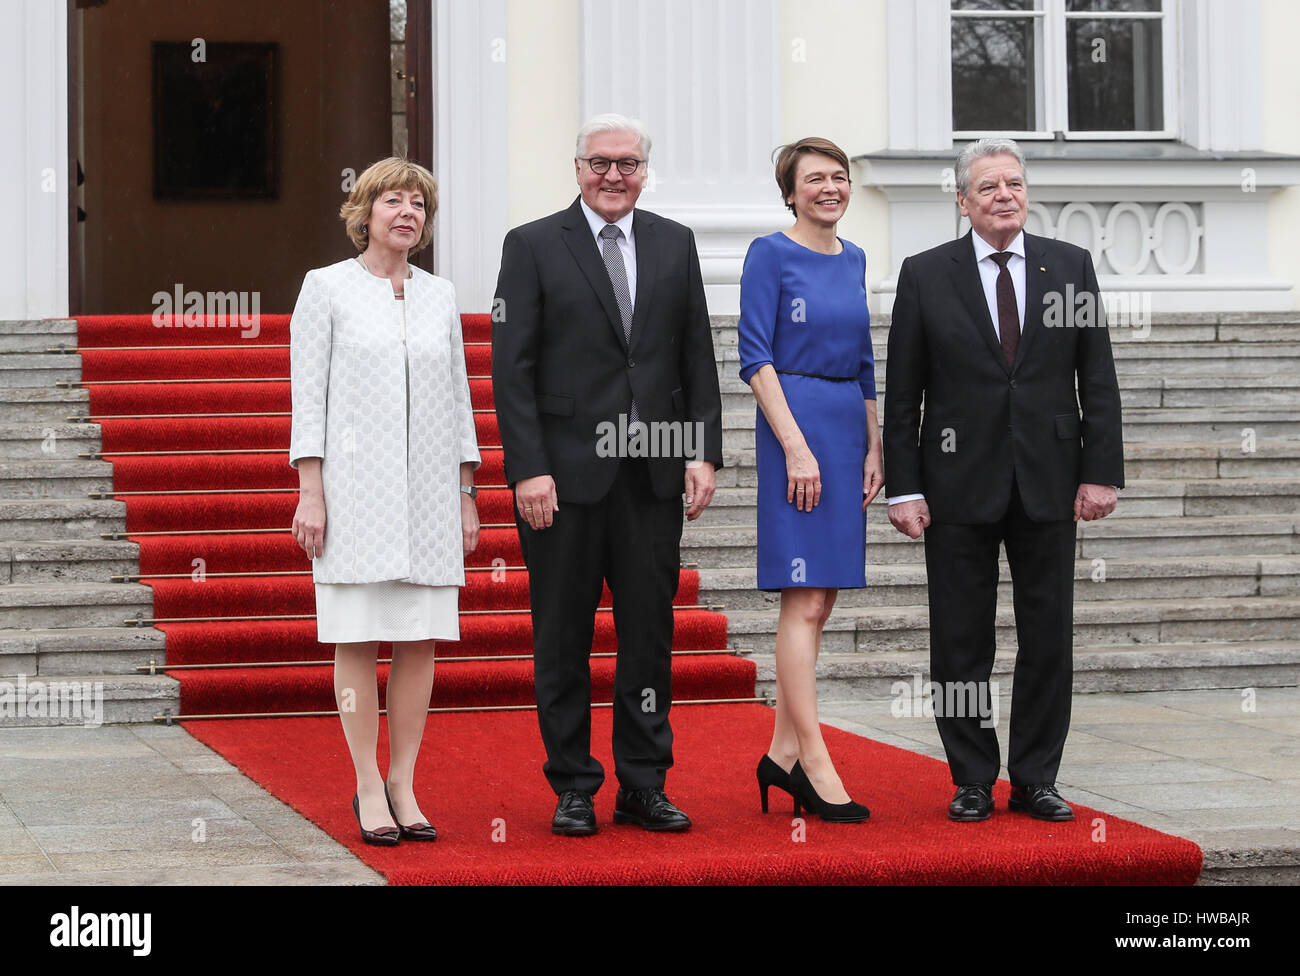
[76,313,750,716]
[186,705,1203,885]
[77,313,1203,883]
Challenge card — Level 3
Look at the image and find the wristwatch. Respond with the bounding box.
[459,484,477,499]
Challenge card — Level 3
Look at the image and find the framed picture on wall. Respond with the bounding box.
[152,40,279,200]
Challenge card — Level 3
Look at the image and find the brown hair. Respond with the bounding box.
[773,138,851,217]
[338,157,439,253]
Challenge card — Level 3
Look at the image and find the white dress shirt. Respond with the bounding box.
[579,197,637,306]
[887,230,1026,508]
[972,228,1026,335]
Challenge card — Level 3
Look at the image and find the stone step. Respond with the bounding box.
[721,595,1300,654]
[0,498,126,541]
[0,421,101,460]
[1075,512,1300,558]
[0,581,155,629]
[699,555,1300,611]
[0,669,178,726]
[0,352,82,388]
[1122,442,1300,480]
[0,318,78,353]
[1,539,141,584]
[746,640,1300,700]
[681,513,1299,567]
[0,385,91,422]
[0,624,165,677]
[1137,376,1300,409]
[0,458,116,499]
[1105,409,1300,443]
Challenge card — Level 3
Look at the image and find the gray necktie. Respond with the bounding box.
[599,224,638,424]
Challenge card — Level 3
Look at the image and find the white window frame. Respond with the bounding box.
[950,0,1178,140]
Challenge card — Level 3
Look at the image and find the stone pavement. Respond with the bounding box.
[0,686,1295,885]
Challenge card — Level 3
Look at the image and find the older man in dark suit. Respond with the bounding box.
[492,114,723,835]
[884,137,1124,822]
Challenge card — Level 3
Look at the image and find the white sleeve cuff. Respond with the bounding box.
[887,493,926,506]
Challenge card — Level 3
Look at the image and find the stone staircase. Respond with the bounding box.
[0,319,175,725]
[689,311,1300,698]
[2,312,1298,725]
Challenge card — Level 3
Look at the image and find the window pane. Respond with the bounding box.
[1067,18,1163,130]
[1067,0,1161,12]
[954,0,1034,10]
[952,17,1037,131]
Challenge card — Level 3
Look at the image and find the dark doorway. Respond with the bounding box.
[70,0,433,314]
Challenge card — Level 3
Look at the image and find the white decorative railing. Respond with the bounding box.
[1022,201,1204,277]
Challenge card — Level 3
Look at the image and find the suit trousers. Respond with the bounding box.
[922,477,1077,787]
[515,458,684,795]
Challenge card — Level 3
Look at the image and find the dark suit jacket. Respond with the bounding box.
[491,197,724,504]
[883,230,1124,523]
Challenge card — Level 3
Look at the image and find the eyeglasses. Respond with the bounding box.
[578,156,645,176]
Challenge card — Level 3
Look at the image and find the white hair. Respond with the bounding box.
[575,113,652,160]
[956,137,1028,194]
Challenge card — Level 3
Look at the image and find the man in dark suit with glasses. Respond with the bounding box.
[492,113,723,835]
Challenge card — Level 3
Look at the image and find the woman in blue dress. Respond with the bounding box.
[738,137,883,822]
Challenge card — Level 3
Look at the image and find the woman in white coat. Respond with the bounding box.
[288,157,481,845]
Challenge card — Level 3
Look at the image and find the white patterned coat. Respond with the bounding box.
[288,258,480,585]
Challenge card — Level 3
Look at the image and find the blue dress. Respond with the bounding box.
[737,232,876,591]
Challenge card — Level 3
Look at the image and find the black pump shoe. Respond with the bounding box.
[789,761,870,823]
[757,755,797,814]
[384,783,438,841]
[352,793,400,846]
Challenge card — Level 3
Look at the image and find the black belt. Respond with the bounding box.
[776,369,856,382]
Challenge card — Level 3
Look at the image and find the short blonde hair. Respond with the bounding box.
[338,157,438,253]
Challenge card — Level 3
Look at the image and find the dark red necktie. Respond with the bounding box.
[989,251,1019,368]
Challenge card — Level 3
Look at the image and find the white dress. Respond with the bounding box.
[313,266,461,643]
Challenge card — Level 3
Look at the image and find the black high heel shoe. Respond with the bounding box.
[789,761,870,823]
[385,783,438,841]
[757,755,797,814]
[352,793,400,846]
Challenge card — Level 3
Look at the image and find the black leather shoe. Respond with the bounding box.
[552,790,598,836]
[1009,783,1074,821]
[613,787,691,831]
[948,783,994,822]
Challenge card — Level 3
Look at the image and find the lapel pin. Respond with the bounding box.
[1039,266,1046,272]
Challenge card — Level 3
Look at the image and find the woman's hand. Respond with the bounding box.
[461,492,480,554]
[292,489,326,559]
[785,442,821,512]
[863,445,884,510]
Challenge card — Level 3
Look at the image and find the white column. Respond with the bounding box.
[0,0,69,319]
[1180,0,1263,153]
[885,0,952,151]
[579,0,788,312]
[433,0,509,313]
